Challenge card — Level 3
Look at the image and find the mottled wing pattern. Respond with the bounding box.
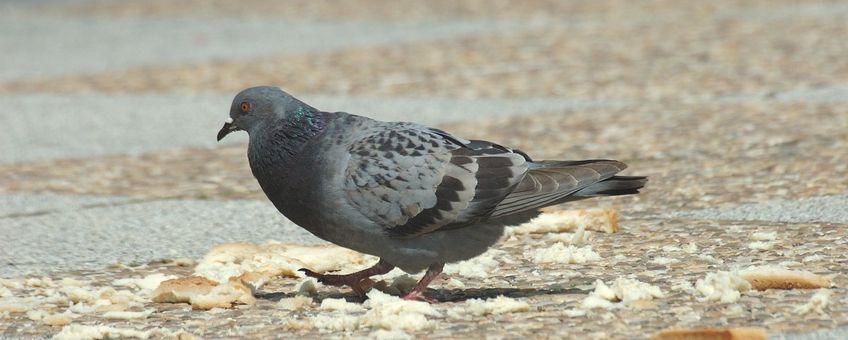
[344,124,529,238]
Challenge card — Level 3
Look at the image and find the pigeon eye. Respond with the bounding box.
[239,102,251,113]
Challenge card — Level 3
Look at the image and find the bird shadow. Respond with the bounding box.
[257,286,590,304]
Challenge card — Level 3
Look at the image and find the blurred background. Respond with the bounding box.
[2,2,848,338]
[1,0,846,276]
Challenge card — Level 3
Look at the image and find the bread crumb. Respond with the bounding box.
[508,208,618,235]
[277,296,313,311]
[794,289,831,315]
[102,309,154,320]
[803,254,824,262]
[444,249,504,278]
[563,309,587,317]
[42,312,74,326]
[53,324,152,340]
[320,298,364,312]
[581,295,616,310]
[748,241,774,251]
[651,257,679,265]
[24,277,56,288]
[581,278,663,309]
[695,271,751,303]
[444,277,465,290]
[751,231,777,241]
[611,278,664,305]
[152,276,218,303]
[311,314,361,332]
[363,290,441,332]
[661,245,681,252]
[189,278,255,310]
[652,327,767,340]
[525,243,601,264]
[297,278,319,296]
[449,296,529,318]
[370,329,412,340]
[739,265,830,290]
[26,309,46,321]
[0,300,28,313]
[682,242,698,254]
[194,242,363,284]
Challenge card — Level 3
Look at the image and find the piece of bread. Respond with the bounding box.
[151,276,218,303]
[652,327,767,340]
[511,208,619,235]
[738,267,830,290]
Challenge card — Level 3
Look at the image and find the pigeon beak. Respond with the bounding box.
[217,118,237,142]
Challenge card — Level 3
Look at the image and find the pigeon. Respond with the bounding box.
[217,86,647,302]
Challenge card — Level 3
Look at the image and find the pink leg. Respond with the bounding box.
[401,263,444,303]
[300,259,395,295]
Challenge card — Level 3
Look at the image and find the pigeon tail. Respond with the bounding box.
[570,175,647,197]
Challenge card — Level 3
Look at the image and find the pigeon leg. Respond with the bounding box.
[401,263,444,303]
[299,259,395,295]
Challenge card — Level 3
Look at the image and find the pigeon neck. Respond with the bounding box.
[259,108,327,159]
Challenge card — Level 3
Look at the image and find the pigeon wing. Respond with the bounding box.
[343,125,528,238]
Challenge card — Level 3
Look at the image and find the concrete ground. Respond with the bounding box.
[1,0,846,338]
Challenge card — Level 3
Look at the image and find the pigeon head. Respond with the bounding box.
[217,86,316,141]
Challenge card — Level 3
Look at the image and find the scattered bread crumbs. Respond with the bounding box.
[750,231,777,241]
[443,249,505,278]
[194,242,363,283]
[53,324,154,340]
[525,243,601,264]
[362,290,441,332]
[651,256,680,265]
[794,290,831,315]
[739,266,831,290]
[189,278,256,310]
[311,314,362,332]
[652,327,767,340]
[748,241,774,251]
[508,208,618,235]
[695,271,751,303]
[448,296,530,318]
[277,296,313,311]
[581,278,663,309]
[320,298,365,312]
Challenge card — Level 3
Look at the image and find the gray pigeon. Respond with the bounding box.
[217,86,647,302]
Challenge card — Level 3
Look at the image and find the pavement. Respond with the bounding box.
[1,0,847,338]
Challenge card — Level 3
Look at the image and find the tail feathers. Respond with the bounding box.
[572,175,648,197]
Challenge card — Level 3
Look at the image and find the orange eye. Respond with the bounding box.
[240,102,250,112]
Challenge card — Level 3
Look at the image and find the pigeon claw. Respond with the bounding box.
[298,268,368,295]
